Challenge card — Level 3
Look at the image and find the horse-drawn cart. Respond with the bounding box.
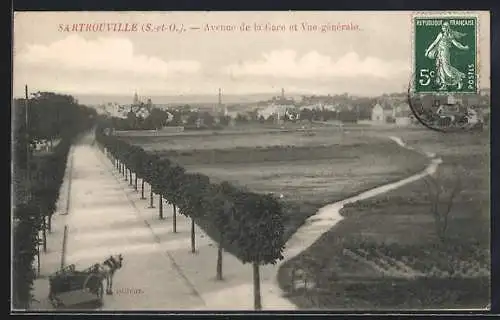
[48,264,104,308]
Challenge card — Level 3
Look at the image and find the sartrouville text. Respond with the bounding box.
[58,23,138,32]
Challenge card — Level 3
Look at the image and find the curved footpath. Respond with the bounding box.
[266,136,443,308]
[29,134,441,311]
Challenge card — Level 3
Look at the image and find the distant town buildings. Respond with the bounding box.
[97,87,490,129]
[212,88,228,118]
[255,88,298,123]
[371,100,413,126]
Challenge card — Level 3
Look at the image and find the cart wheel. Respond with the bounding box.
[96,282,104,301]
[83,274,104,304]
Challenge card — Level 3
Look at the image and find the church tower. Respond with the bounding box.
[215,88,222,114]
[133,91,140,105]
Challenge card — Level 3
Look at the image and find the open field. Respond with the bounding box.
[277,130,490,309]
[119,125,429,239]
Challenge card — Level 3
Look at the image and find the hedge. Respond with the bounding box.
[95,126,285,266]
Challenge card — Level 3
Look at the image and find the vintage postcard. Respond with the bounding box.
[12,11,490,312]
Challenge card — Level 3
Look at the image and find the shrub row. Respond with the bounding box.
[12,92,97,309]
[13,138,72,309]
[95,127,286,266]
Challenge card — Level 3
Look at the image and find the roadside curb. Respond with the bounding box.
[60,146,75,269]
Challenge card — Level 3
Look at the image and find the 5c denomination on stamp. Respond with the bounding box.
[413,16,478,94]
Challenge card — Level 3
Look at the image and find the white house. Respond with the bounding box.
[371,103,395,123]
[104,103,128,119]
[257,103,295,121]
[394,102,413,126]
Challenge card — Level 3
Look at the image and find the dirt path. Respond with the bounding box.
[270,136,443,302]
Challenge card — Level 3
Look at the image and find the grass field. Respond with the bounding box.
[277,130,490,309]
[120,125,430,239]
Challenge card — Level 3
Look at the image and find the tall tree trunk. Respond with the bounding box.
[173,204,177,233]
[149,189,155,208]
[42,217,47,253]
[191,218,196,253]
[36,244,41,277]
[253,262,262,310]
[129,169,133,185]
[159,195,164,219]
[47,214,52,233]
[134,174,138,191]
[216,237,223,280]
[141,179,146,199]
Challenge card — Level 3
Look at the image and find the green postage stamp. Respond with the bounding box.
[413,15,478,94]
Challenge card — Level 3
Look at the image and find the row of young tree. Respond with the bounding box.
[12,92,97,309]
[95,127,286,309]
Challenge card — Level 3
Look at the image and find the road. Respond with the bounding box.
[64,143,206,310]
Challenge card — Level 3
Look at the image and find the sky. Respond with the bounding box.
[13,11,491,98]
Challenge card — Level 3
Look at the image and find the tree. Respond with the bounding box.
[311,108,325,121]
[299,108,314,122]
[423,165,464,242]
[219,115,231,126]
[200,112,215,127]
[186,112,199,126]
[13,203,39,309]
[127,146,144,191]
[137,151,151,200]
[126,110,140,130]
[338,110,358,123]
[229,192,285,309]
[162,165,186,232]
[145,108,170,130]
[151,158,171,219]
[130,148,148,199]
[144,154,161,209]
[178,173,211,253]
[235,113,248,124]
[202,182,234,280]
[265,115,275,124]
[248,109,259,122]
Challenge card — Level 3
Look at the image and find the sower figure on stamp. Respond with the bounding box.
[425,22,469,91]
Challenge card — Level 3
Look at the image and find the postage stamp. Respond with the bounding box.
[413,15,478,94]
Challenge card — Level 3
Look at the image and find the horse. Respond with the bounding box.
[96,254,124,295]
